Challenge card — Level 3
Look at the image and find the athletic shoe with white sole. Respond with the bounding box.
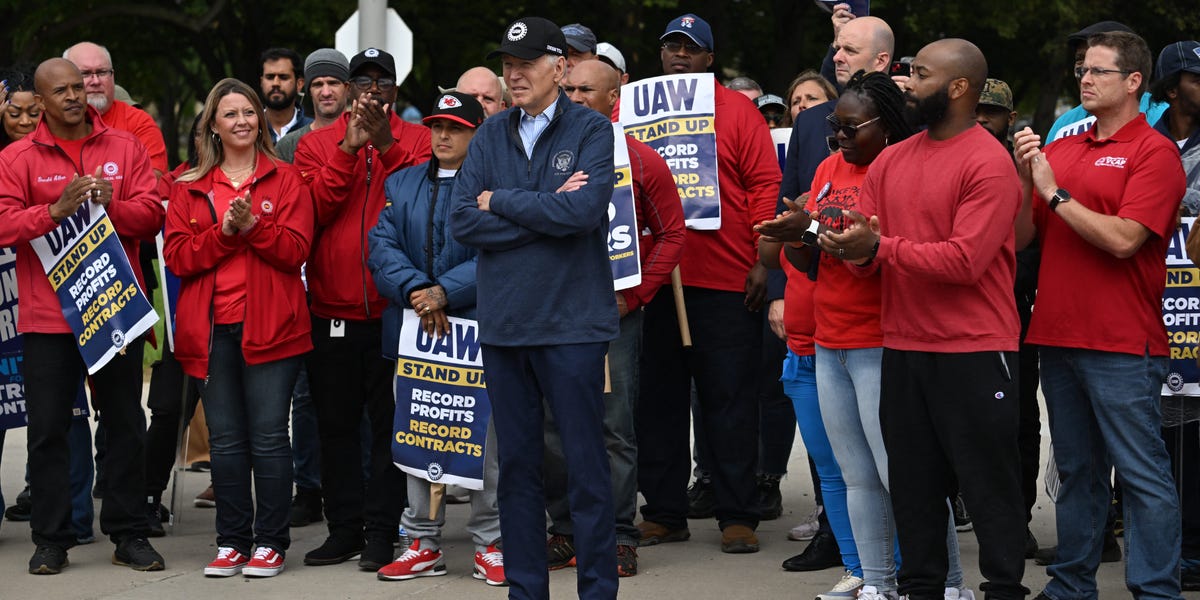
[204,546,249,577]
[473,544,506,586]
[377,540,446,581]
[242,546,285,577]
[815,570,864,599]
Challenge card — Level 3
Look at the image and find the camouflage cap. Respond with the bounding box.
[979,78,1013,112]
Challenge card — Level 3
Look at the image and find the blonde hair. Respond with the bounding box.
[178,78,278,183]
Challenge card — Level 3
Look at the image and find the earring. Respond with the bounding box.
[211,131,221,144]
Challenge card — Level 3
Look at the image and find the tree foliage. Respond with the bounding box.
[1,0,1196,166]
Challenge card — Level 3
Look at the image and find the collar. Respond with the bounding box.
[1083,113,1147,144]
[29,105,108,148]
[1153,107,1200,155]
[520,95,559,122]
[182,151,278,193]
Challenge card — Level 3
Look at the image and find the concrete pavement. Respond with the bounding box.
[0,403,1171,599]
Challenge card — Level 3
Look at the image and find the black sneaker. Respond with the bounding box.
[547,534,576,570]
[757,474,783,521]
[953,494,973,532]
[147,501,166,538]
[687,479,715,519]
[290,487,324,527]
[29,545,68,575]
[113,537,165,571]
[6,486,32,521]
[303,535,363,566]
[358,536,396,571]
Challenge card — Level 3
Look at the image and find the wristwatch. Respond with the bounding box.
[800,219,821,246]
[1049,188,1071,212]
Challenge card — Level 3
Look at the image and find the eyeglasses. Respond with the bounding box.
[1074,66,1131,80]
[826,114,881,137]
[350,76,396,91]
[661,41,708,55]
[80,69,115,80]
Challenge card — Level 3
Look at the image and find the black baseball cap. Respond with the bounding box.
[423,92,485,129]
[1156,41,1200,82]
[1067,21,1134,48]
[487,17,567,60]
[348,47,396,78]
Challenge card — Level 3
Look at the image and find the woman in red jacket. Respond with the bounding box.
[163,78,313,579]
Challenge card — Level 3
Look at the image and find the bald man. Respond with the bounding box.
[823,39,1027,600]
[544,60,685,577]
[64,42,167,177]
[456,67,508,117]
[0,58,165,574]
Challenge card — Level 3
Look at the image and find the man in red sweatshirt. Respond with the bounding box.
[293,47,430,571]
[822,39,1027,600]
[635,13,781,555]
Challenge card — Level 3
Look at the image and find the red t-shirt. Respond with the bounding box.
[55,136,88,172]
[854,125,1021,352]
[781,247,816,356]
[212,171,249,324]
[1027,115,1185,356]
[805,153,881,348]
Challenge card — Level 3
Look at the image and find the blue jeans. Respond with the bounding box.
[1040,347,1181,600]
[547,309,642,547]
[203,324,300,553]
[816,345,964,592]
[781,350,861,577]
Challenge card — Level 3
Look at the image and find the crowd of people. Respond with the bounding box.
[0,3,1196,600]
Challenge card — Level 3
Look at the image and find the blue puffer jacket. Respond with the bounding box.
[368,160,478,359]
[449,92,618,346]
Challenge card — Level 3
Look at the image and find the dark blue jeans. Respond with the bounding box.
[484,341,616,600]
[290,366,322,492]
[202,324,299,553]
[546,309,643,547]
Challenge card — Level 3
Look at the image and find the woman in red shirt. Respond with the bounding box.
[163,78,313,579]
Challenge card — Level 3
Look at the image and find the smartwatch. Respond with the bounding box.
[1049,188,1071,212]
[800,219,821,246]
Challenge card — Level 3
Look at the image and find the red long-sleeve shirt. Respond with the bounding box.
[621,136,686,311]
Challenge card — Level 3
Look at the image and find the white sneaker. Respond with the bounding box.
[944,587,976,600]
[857,585,897,600]
[816,570,865,599]
[789,505,825,541]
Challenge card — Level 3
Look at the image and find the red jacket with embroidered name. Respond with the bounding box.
[0,107,163,334]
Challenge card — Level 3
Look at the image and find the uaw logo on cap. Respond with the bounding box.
[553,150,574,173]
[508,22,528,41]
[1194,47,1200,60]
[681,16,696,28]
[437,94,461,109]
[365,48,380,58]
[103,161,119,176]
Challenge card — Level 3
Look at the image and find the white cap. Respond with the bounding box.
[596,42,626,73]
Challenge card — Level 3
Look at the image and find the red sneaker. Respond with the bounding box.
[474,543,506,586]
[242,546,285,577]
[377,540,446,581]
[204,546,249,577]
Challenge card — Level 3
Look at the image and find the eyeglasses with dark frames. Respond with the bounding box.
[826,114,881,138]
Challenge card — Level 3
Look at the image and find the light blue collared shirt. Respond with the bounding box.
[518,98,558,159]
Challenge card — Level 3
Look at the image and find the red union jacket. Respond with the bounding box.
[163,155,314,379]
[293,111,431,321]
[0,108,163,334]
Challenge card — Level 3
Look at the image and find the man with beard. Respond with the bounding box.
[64,43,166,177]
[260,48,312,142]
[821,38,1027,600]
[293,47,430,572]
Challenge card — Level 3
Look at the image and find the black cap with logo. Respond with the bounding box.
[487,17,567,60]
[349,47,397,78]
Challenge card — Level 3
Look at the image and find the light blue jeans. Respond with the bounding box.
[1040,347,1182,600]
[816,345,963,592]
